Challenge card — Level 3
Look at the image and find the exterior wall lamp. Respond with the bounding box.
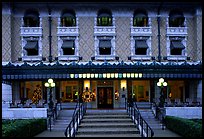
[157,78,167,107]
[44,78,55,111]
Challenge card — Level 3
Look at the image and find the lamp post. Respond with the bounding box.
[157,78,167,107]
[44,78,55,112]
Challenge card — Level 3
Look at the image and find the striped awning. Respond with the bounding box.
[170,41,185,49]
[24,41,38,50]
[135,40,148,48]
[61,40,75,49]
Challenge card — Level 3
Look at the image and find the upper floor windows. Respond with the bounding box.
[169,10,185,27]
[23,9,39,27]
[61,9,76,27]
[97,9,112,26]
[133,9,148,27]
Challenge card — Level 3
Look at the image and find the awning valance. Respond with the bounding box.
[24,41,38,50]
[61,40,75,49]
[135,40,148,48]
[99,40,112,48]
[170,41,185,49]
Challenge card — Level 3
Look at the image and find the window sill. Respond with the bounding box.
[95,55,116,61]
[58,55,80,61]
[166,56,187,61]
[22,56,42,61]
[130,55,152,61]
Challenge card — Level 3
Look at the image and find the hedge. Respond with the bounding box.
[2,119,47,137]
[165,116,202,137]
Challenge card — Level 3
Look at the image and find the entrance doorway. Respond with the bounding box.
[97,87,113,109]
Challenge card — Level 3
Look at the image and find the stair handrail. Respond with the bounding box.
[126,99,154,137]
[64,101,87,137]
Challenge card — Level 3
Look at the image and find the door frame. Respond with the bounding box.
[97,87,113,109]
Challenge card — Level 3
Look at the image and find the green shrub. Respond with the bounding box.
[2,119,47,137]
[165,116,202,137]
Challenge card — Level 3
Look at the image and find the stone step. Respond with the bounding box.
[77,128,139,135]
[79,123,136,128]
[79,122,136,126]
[81,118,133,123]
[83,115,130,119]
[76,133,141,137]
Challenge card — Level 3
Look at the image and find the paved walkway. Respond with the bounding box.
[35,130,65,137]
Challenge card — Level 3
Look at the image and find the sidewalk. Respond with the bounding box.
[34,130,65,137]
[153,128,181,137]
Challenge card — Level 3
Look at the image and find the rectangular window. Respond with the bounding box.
[170,40,185,55]
[61,40,75,55]
[99,40,111,55]
[135,40,148,55]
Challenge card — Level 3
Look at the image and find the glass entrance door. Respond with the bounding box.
[97,87,113,108]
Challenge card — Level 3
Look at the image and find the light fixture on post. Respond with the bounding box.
[45,78,55,113]
[157,78,167,107]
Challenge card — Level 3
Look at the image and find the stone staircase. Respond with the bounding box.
[75,109,140,137]
[136,102,164,130]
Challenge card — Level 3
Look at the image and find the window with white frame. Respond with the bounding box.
[23,37,39,56]
[21,9,42,61]
[130,9,152,61]
[57,9,79,61]
[94,36,116,60]
[166,9,187,61]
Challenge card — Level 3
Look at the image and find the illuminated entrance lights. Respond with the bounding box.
[69,73,143,79]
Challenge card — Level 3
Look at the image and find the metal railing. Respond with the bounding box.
[47,103,60,131]
[152,101,166,130]
[126,99,154,137]
[64,102,87,137]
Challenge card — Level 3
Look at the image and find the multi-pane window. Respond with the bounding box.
[135,40,148,55]
[61,40,75,55]
[133,10,148,27]
[97,10,112,26]
[169,10,185,27]
[61,10,76,27]
[23,10,39,27]
[99,40,112,55]
[24,40,39,56]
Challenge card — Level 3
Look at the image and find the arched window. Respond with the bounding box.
[133,9,148,27]
[97,9,112,26]
[61,9,76,27]
[169,10,185,27]
[23,9,39,27]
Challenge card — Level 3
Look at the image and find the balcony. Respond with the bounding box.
[131,27,152,36]
[20,27,42,36]
[94,26,116,36]
[166,27,188,36]
[57,27,79,36]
